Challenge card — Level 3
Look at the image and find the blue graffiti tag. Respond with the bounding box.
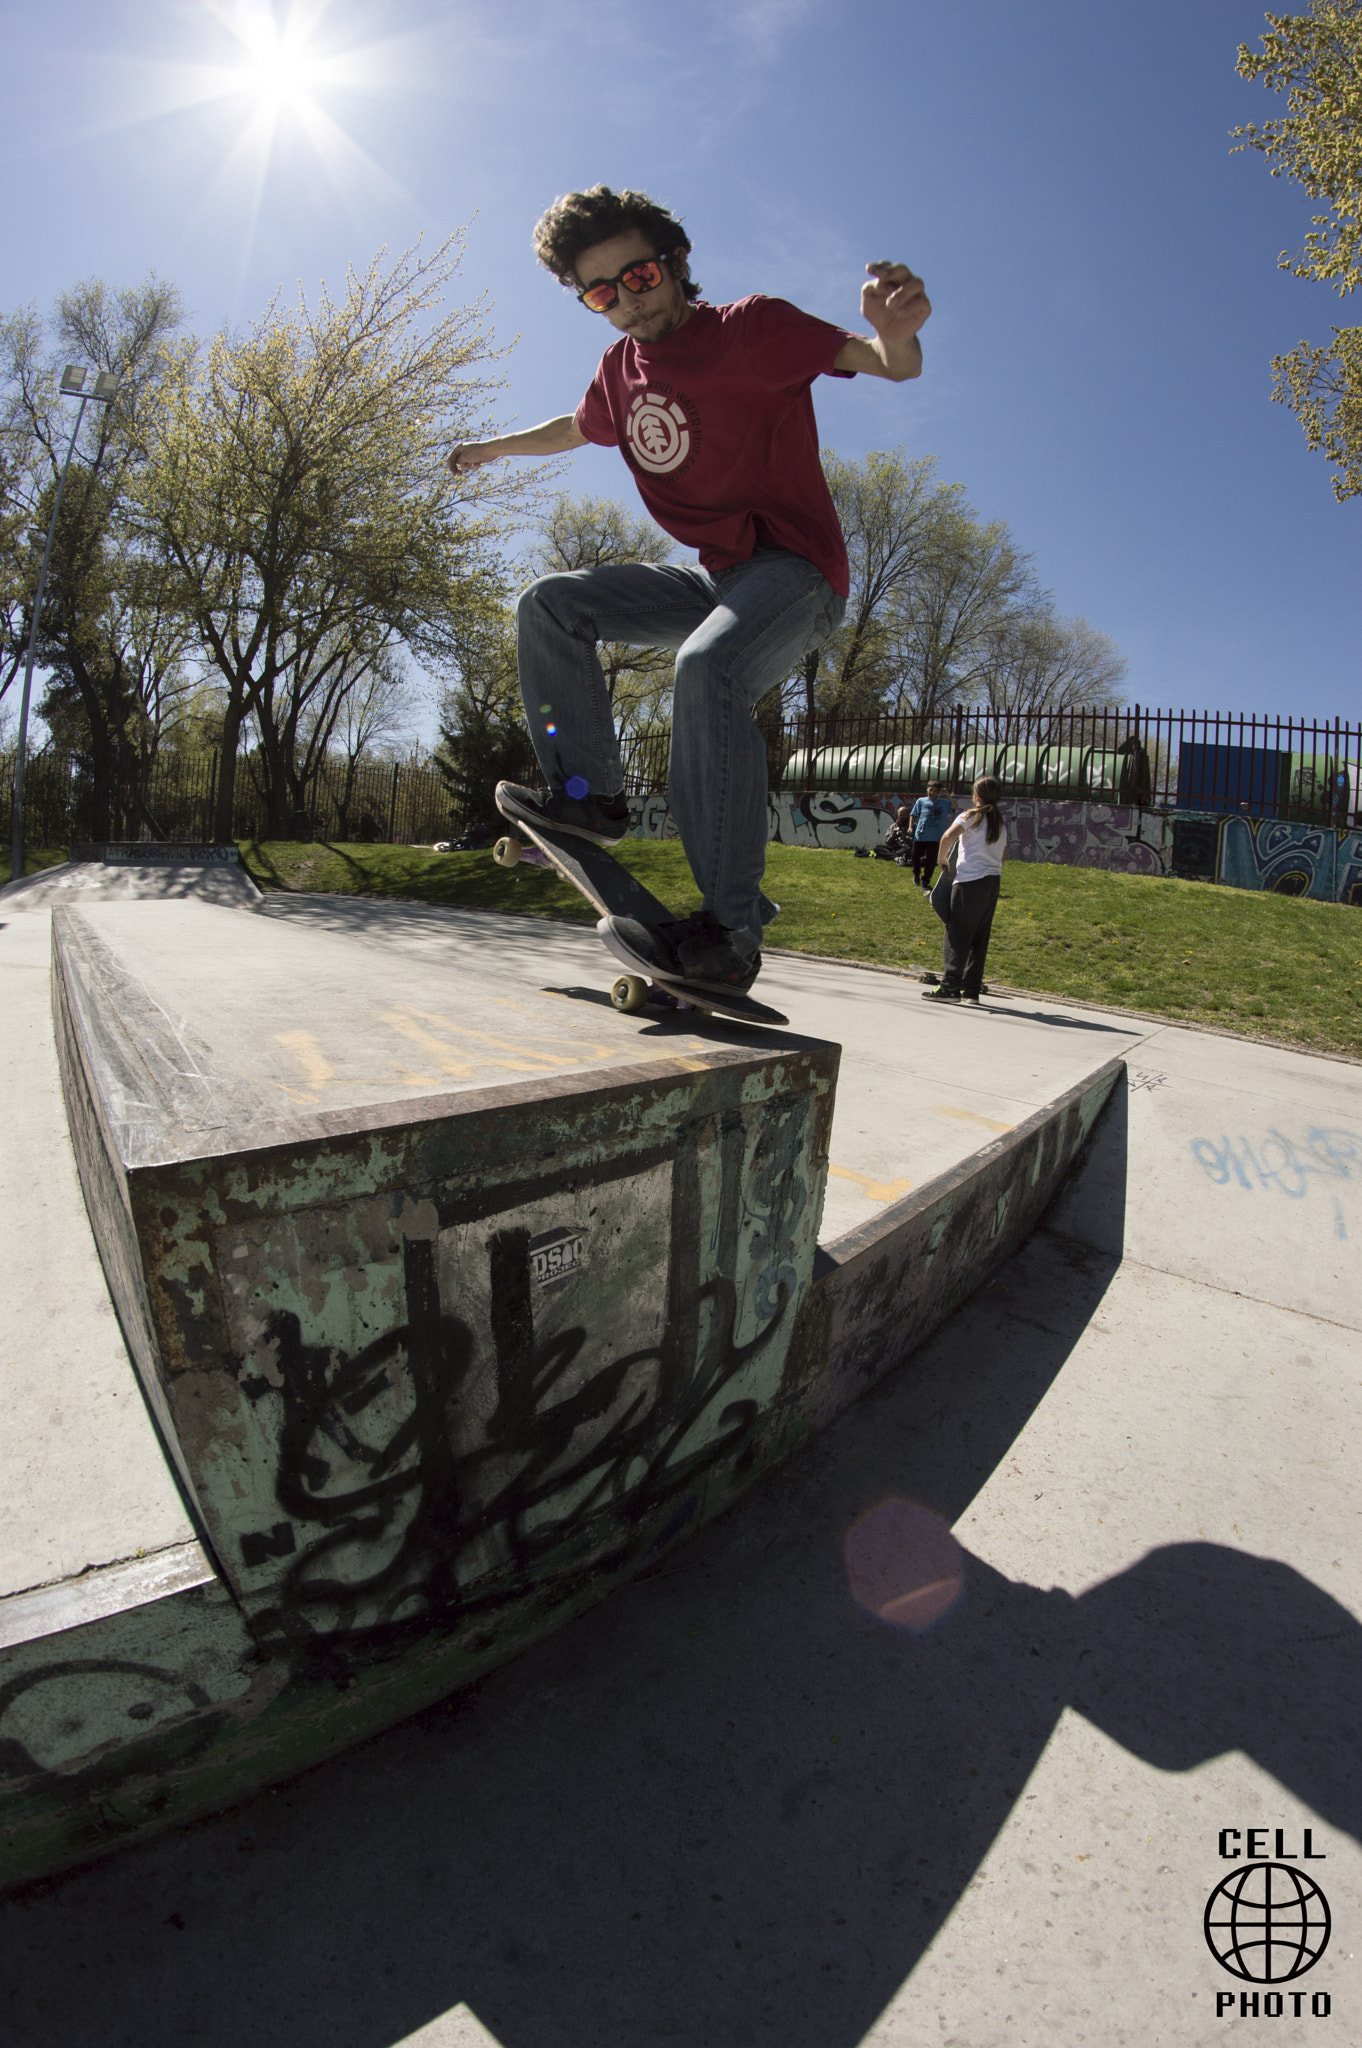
[1189,1127,1361,1217]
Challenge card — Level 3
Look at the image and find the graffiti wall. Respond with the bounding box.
[628,792,1172,874]
[1173,814,1362,906]
[1002,801,1170,875]
[630,793,1362,903]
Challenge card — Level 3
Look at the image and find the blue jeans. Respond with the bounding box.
[515,550,845,951]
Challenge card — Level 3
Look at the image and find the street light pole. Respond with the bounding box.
[9,365,120,882]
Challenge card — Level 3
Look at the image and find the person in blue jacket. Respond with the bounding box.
[909,781,955,889]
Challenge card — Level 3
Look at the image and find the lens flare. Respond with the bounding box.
[843,1499,964,1632]
[565,775,590,800]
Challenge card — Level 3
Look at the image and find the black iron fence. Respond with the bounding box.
[1,749,464,850]
[6,706,1359,850]
[717,704,1357,826]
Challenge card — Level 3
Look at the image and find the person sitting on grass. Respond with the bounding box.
[882,803,914,865]
[921,776,1007,1005]
[909,781,955,890]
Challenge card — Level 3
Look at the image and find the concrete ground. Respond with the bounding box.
[1,872,1359,2044]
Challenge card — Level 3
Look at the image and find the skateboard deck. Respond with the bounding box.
[491,797,788,1028]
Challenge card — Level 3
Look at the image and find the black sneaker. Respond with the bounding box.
[921,986,960,1003]
[598,915,683,981]
[672,912,761,994]
[495,780,630,848]
[599,911,760,996]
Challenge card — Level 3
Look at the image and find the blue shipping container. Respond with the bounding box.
[1175,745,1286,818]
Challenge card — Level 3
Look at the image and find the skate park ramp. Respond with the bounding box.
[1,873,1127,1891]
[2,885,1358,2043]
[0,850,262,911]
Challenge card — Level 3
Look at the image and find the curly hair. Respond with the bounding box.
[532,186,700,302]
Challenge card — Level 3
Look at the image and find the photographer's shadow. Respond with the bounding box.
[4,1219,1359,2048]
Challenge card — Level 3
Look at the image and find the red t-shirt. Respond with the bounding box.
[574,296,858,597]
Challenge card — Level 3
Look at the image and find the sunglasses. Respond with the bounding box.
[576,252,676,313]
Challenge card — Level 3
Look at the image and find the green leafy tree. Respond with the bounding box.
[133,235,533,839]
[1235,1,1362,498]
[434,606,536,830]
[1,277,190,834]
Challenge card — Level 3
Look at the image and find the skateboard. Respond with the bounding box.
[490,796,789,1028]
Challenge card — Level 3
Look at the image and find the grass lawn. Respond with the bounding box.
[0,847,73,887]
[10,838,1360,1061]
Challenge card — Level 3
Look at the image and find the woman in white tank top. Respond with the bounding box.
[922,776,1007,1003]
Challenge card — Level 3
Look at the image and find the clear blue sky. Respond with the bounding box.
[5,0,1358,731]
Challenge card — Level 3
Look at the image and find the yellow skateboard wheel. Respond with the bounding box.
[610,974,649,1015]
[492,835,521,869]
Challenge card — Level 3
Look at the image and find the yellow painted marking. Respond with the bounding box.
[378,1014,478,1077]
[399,1008,614,1070]
[931,1105,1016,1134]
[270,1083,321,1105]
[828,1164,914,1203]
[275,1030,337,1087]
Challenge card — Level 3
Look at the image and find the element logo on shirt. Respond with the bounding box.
[626,389,696,475]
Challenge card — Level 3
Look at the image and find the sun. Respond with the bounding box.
[109,0,416,270]
[238,14,321,113]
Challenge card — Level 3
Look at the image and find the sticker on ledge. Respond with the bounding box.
[529,1227,586,1285]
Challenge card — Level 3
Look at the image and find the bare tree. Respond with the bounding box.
[977,607,1128,718]
[799,448,939,718]
[881,493,1033,721]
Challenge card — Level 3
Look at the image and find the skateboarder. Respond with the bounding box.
[449,184,931,998]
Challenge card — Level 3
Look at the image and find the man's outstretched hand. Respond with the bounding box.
[861,261,931,345]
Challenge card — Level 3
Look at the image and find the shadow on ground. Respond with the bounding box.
[2,1101,1358,2048]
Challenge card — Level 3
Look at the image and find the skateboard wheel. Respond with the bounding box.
[492,835,521,869]
[610,974,649,1015]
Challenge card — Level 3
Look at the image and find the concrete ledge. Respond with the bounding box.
[795,1054,1126,1432]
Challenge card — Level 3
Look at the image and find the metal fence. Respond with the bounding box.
[1,748,464,849]
[698,704,1358,826]
[6,706,1359,849]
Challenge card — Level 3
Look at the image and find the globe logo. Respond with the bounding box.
[627,392,693,475]
[1204,1863,1331,1983]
